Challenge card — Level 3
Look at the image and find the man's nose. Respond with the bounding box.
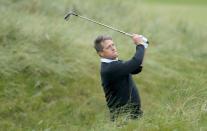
[111,46,116,51]
[111,47,115,51]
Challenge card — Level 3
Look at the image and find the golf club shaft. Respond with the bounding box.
[76,15,133,37]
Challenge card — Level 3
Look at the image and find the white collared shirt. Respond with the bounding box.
[100,58,118,63]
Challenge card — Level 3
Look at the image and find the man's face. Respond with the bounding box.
[99,39,118,59]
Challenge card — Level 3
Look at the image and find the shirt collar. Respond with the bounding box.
[100,58,118,63]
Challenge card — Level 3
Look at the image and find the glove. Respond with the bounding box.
[139,35,149,48]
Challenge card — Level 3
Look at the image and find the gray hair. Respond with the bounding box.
[94,35,112,52]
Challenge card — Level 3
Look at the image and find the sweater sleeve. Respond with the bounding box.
[131,66,142,74]
[109,45,145,77]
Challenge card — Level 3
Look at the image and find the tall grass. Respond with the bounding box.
[0,0,206,130]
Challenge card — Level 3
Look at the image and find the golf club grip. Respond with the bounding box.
[123,32,133,37]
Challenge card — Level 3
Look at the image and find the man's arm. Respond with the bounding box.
[130,34,148,75]
[131,66,142,74]
[107,34,148,78]
[109,44,145,76]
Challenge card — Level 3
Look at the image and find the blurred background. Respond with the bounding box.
[0,0,206,130]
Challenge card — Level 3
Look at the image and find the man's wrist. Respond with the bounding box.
[141,42,148,48]
[140,35,148,48]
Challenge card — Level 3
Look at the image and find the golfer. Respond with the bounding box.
[94,34,148,121]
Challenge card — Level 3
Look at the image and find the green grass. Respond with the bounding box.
[0,0,207,130]
[145,0,207,5]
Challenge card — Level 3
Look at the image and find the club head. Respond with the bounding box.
[64,11,78,21]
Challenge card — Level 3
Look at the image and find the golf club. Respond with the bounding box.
[64,10,149,44]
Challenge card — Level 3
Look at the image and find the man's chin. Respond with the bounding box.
[111,55,118,60]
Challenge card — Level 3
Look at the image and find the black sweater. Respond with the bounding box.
[100,45,145,109]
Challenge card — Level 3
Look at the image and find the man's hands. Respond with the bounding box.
[132,34,148,48]
[132,34,144,45]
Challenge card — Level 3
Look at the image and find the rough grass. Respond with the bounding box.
[0,0,207,130]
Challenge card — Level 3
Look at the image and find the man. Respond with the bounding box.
[94,34,148,121]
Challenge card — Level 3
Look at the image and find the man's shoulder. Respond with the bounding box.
[101,60,122,73]
[101,60,122,67]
